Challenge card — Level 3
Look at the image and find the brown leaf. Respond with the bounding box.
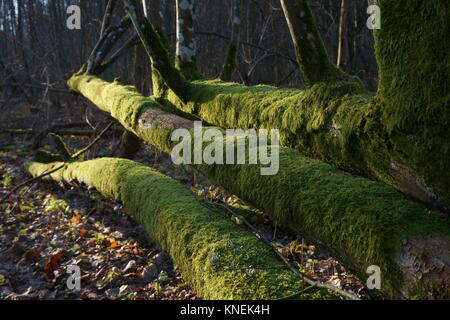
[79,229,88,238]
[43,250,64,278]
[71,214,82,224]
[106,237,121,249]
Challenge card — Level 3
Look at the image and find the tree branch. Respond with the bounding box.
[122,0,190,101]
[279,0,348,86]
[100,0,119,38]
[87,16,132,74]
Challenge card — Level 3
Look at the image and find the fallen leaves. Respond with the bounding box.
[1,146,199,300]
[0,138,369,301]
[79,229,88,238]
[106,237,121,249]
[43,250,64,278]
[71,214,82,224]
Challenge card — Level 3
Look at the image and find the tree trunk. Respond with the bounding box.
[134,0,450,212]
[175,0,202,80]
[336,0,349,69]
[66,72,450,298]
[219,0,242,81]
[279,0,349,86]
[26,158,330,300]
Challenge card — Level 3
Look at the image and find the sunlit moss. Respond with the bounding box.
[66,72,450,298]
[26,158,334,300]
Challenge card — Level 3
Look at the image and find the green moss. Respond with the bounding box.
[163,78,395,188]
[140,19,191,102]
[194,143,450,298]
[159,69,450,209]
[374,0,450,132]
[67,73,450,298]
[281,0,351,86]
[26,158,332,300]
[175,55,203,81]
[150,27,173,99]
[139,1,449,208]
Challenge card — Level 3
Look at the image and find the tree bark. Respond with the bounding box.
[26,158,330,300]
[175,0,202,80]
[66,72,450,298]
[123,0,191,101]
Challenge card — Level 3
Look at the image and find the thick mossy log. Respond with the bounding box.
[138,0,450,211]
[159,77,449,212]
[26,158,332,300]
[67,73,450,298]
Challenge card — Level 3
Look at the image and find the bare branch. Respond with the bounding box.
[122,0,190,101]
[100,0,119,38]
[87,17,132,74]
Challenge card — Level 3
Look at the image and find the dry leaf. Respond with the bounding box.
[43,250,64,278]
[106,237,121,249]
[79,229,88,237]
[71,214,82,224]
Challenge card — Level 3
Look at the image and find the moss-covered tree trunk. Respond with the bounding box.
[27,158,328,300]
[66,72,450,298]
[279,0,349,85]
[144,0,450,212]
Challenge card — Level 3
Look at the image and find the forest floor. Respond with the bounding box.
[0,124,370,300]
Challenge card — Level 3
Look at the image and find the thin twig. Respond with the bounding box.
[100,0,118,38]
[0,164,65,204]
[194,31,298,65]
[71,121,115,158]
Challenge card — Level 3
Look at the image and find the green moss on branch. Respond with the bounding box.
[26,158,332,300]
[67,73,450,298]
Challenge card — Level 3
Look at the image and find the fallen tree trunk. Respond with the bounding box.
[157,75,449,212]
[26,158,333,300]
[67,72,450,298]
[133,0,450,211]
